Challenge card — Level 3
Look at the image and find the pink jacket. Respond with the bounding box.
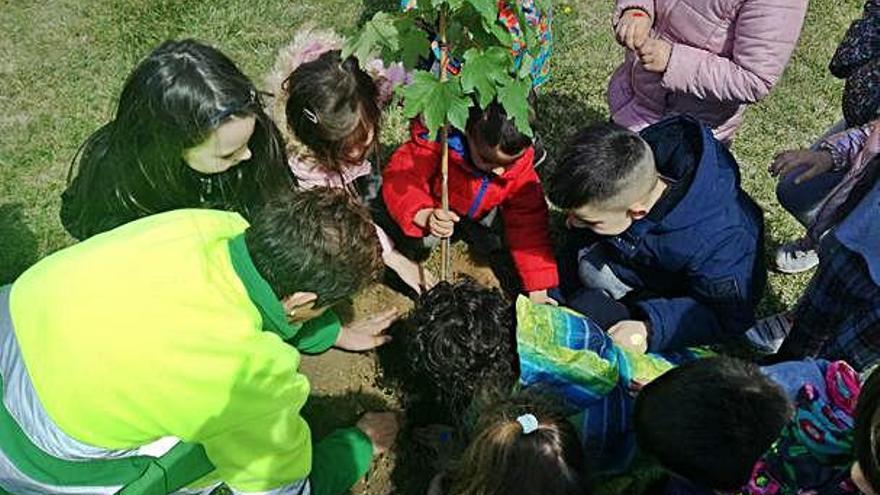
[608,0,808,143]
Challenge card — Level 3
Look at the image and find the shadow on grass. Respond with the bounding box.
[759,233,796,316]
[534,91,607,179]
[0,204,38,285]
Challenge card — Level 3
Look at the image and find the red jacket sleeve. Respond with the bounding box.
[382,141,439,237]
[500,167,559,292]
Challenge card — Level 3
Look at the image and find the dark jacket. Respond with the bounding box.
[597,116,765,351]
[830,0,880,126]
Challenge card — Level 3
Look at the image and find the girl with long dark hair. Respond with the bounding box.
[61,39,293,239]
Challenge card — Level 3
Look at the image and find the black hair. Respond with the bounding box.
[634,356,793,491]
[445,388,589,495]
[466,100,533,156]
[285,50,381,171]
[244,187,383,306]
[548,122,651,209]
[392,278,518,424]
[855,366,880,493]
[62,39,291,240]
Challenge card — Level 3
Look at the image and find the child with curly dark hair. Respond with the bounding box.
[426,389,589,495]
[383,278,707,477]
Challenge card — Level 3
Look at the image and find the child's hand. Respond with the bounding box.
[615,8,653,51]
[356,412,400,456]
[528,289,558,306]
[427,208,459,238]
[335,309,400,351]
[769,150,834,184]
[637,39,672,73]
[608,320,650,353]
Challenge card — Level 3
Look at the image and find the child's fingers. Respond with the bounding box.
[632,29,649,50]
[615,21,628,43]
[625,23,638,51]
[768,153,794,176]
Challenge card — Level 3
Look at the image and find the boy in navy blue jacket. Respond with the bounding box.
[549,116,765,353]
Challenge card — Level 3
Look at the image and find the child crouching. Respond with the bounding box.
[378,101,558,305]
[549,117,765,353]
[266,28,434,295]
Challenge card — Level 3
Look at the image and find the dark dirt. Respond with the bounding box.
[300,242,505,495]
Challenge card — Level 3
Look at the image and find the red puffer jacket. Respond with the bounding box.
[382,120,558,292]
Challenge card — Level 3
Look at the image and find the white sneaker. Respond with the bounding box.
[744,313,793,355]
[774,237,819,274]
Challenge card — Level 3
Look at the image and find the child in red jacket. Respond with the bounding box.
[379,102,558,304]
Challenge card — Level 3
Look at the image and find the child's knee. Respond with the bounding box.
[576,245,632,300]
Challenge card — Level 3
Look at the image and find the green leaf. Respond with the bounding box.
[402,71,438,118]
[342,12,400,66]
[484,17,513,46]
[402,71,472,134]
[396,21,431,70]
[497,77,533,137]
[445,77,472,132]
[466,0,497,24]
[517,52,534,80]
[432,0,464,9]
[461,47,512,108]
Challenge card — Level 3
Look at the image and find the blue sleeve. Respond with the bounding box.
[638,230,762,352]
[761,359,830,401]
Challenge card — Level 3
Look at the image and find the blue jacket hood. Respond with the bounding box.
[639,115,743,234]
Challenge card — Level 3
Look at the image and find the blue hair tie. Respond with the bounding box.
[516,414,539,435]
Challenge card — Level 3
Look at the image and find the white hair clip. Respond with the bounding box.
[303,108,320,124]
[516,414,539,435]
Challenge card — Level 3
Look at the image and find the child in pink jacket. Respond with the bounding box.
[266,28,435,295]
[608,0,808,144]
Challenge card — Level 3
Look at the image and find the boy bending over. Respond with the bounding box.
[549,117,765,353]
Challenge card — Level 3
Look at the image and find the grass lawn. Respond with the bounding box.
[0,0,866,492]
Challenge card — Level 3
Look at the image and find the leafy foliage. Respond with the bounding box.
[343,0,549,136]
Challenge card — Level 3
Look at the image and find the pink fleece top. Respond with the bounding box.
[608,0,808,143]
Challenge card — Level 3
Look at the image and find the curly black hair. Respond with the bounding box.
[388,278,519,424]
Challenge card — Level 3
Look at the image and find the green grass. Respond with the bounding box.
[0,0,867,492]
[0,0,865,299]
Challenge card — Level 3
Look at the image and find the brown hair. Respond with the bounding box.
[285,50,381,172]
[445,389,588,495]
[244,187,383,305]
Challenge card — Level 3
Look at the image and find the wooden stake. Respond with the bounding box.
[438,7,452,281]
